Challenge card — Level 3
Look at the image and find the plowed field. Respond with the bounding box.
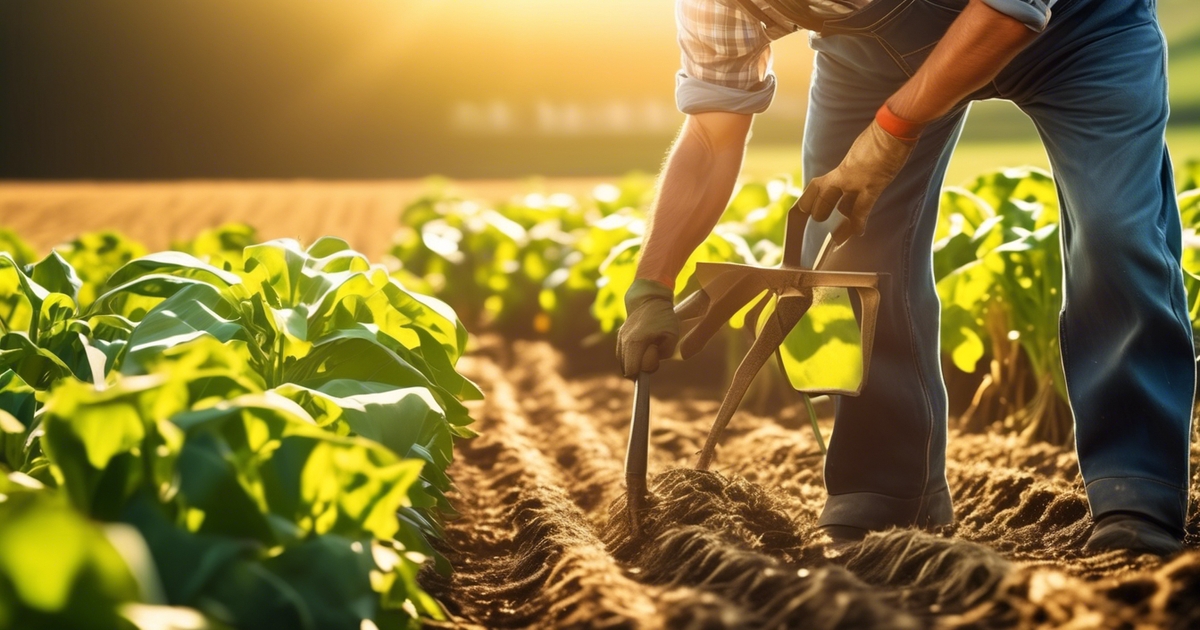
[428,337,1200,629]
[4,182,1200,629]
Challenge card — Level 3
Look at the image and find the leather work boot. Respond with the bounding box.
[1084,513,1184,557]
[820,524,869,546]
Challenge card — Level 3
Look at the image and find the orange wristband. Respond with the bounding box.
[875,103,925,143]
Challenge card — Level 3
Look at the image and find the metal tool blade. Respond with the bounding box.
[624,371,651,535]
[811,231,836,271]
[810,209,848,271]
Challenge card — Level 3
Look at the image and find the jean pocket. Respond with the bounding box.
[872,0,963,72]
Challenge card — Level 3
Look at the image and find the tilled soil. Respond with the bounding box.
[0,179,607,261]
[427,337,1200,629]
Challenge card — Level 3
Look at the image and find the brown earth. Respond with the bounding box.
[428,337,1200,629]
[0,179,608,260]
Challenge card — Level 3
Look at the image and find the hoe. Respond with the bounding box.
[624,205,883,535]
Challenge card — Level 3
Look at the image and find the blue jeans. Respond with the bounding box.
[801,0,1195,536]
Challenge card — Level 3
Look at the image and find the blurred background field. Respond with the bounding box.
[2,0,1198,181]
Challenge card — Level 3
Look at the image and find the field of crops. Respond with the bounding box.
[2,162,1200,628]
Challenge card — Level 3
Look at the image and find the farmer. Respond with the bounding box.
[617,0,1194,555]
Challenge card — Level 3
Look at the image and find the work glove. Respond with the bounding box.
[798,119,915,245]
[616,278,679,378]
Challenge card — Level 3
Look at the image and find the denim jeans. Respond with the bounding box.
[800,0,1195,536]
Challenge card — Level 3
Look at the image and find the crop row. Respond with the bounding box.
[390,162,1200,443]
[0,233,476,629]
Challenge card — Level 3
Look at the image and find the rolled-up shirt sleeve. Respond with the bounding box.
[980,0,1057,32]
[675,0,779,115]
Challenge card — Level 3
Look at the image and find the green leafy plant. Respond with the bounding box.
[0,236,480,629]
[0,229,37,267]
[93,239,477,558]
[35,339,439,628]
[935,168,1070,443]
[0,253,129,392]
[390,192,575,336]
[0,477,141,630]
[389,175,662,344]
[171,222,260,271]
[54,231,148,310]
[1179,158,1200,193]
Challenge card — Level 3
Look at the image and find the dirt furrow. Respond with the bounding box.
[431,340,1200,629]
[427,349,665,628]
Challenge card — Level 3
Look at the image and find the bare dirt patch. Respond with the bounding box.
[429,337,1200,629]
[0,179,608,260]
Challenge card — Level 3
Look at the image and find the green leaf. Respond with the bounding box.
[86,314,137,374]
[286,329,435,392]
[91,275,224,322]
[0,491,140,628]
[1178,189,1200,230]
[105,252,243,296]
[117,490,266,617]
[260,535,378,630]
[763,289,864,392]
[170,393,423,541]
[0,252,50,327]
[122,284,246,373]
[29,252,83,304]
[273,380,454,521]
[175,430,278,544]
[240,240,310,307]
[932,232,977,283]
[0,370,37,471]
[40,379,152,516]
[0,331,75,390]
[941,305,986,373]
[275,381,445,461]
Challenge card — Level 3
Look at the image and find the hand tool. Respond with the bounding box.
[621,204,881,534]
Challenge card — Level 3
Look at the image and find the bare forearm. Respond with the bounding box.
[886,0,1038,123]
[636,112,751,288]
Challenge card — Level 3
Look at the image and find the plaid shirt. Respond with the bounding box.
[676,0,1055,115]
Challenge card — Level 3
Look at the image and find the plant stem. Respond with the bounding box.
[804,394,827,454]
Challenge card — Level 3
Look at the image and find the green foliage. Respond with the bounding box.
[100,238,474,566]
[53,232,149,310]
[0,253,120,390]
[32,344,432,627]
[389,165,1200,443]
[933,168,1074,442]
[758,289,864,393]
[391,189,589,337]
[715,177,802,266]
[1179,159,1200,193]
[0,237,478,628]
[0,230,37,268]
[171,223,260,271]
[934,169,1063,375]
[0,482,142,630]
[389,175,792,343]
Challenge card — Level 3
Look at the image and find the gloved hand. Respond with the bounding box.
[798,119,915,245]
[616,278,679,378]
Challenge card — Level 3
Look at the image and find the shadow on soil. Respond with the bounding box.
[426,339,1200,629]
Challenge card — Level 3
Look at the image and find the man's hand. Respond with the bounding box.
[616,278,680,378]
[797,0,1040,246]
[798,120,915,245]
